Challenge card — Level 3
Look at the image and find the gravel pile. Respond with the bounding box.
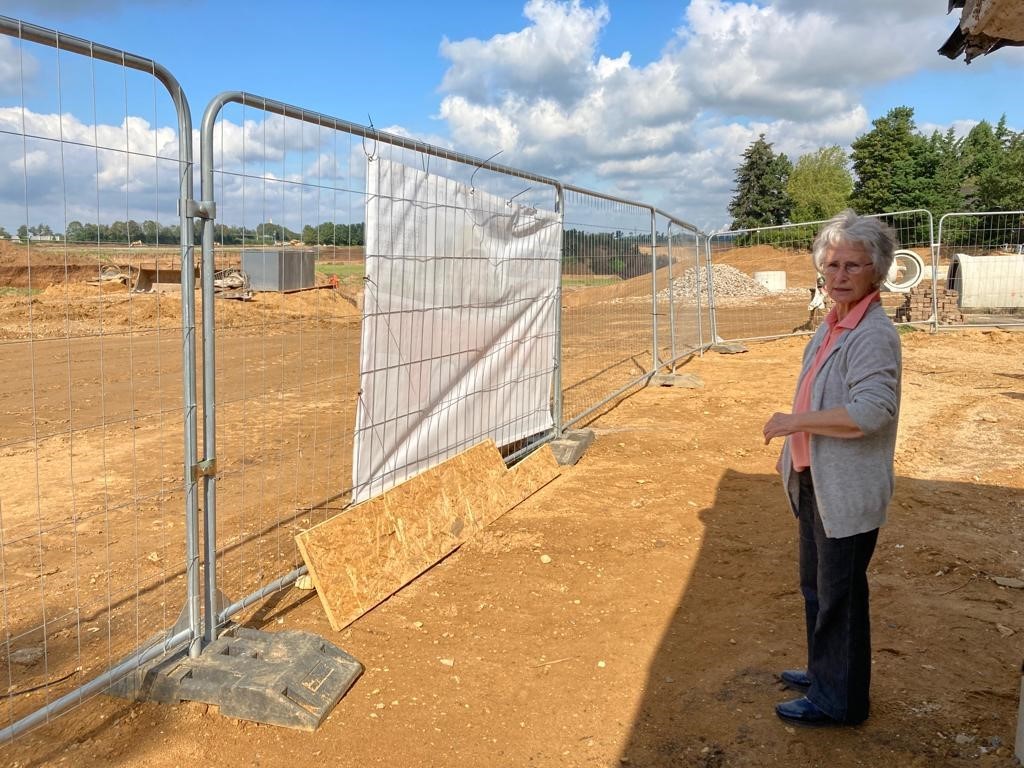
[661,264,771,300]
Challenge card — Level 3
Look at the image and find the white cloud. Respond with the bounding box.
[0,106,383,234]
[439,0,609,107]
[432,0,976,228]
[0,37,39,97]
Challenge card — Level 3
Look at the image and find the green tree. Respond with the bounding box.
[923,128,964,216]
[786,146,853,223]
[109,220,129,243]
[994,114,1011,148]
[142,220,161,243]
[16,224,28,241]
[160,223,179,243]
[960,120,1003,208]
[977,132,1024,211]
[849,106,932,214]
[318,222,340,245]
[66,221,87,241]
[728,134,793,229]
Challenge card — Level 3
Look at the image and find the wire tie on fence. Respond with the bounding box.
[470,150,503,193]
[362,115,379,161]
[508,185,532,207]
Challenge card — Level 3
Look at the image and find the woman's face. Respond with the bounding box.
[822,242,876,308]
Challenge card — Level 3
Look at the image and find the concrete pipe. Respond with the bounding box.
[883,249,925,293]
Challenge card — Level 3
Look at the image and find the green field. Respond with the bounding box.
[562,275,620,289]
[316,262,364,279]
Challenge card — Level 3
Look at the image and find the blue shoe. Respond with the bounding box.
[780,669,811,691]
[775,696,838,727]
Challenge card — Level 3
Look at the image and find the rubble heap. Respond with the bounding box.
[662,264,772,300]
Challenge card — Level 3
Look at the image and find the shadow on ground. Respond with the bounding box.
[618,469,1022,768]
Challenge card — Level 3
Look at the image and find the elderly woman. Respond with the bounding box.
[762,209,902,727]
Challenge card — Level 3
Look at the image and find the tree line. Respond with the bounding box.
[728,106,1024,243]
[6,220,367,247]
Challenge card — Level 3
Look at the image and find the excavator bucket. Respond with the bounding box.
[132,265,200,293]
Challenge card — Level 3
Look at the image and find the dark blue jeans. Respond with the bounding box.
[797,469,878,724]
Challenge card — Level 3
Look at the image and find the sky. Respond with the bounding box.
[0,0,1021,232]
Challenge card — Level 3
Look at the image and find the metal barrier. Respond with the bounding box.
[558,192,703,429]
[706,210,934,343]
[0,16,706,740]
[0,17,200,741]
[11,10,1020,750]
[198,93,566,642]
[657,218,706,366]
[936,211,1024,329]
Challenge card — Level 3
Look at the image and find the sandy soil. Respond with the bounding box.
[1,325,1020,767]
[1,245,1023,767]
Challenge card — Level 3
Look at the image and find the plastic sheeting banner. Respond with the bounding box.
[352,159,561,502]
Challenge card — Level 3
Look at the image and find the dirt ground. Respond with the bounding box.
[1,323,1021,767]
[1,243,1023,766]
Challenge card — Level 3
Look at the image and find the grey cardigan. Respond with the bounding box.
[780,301,902,538]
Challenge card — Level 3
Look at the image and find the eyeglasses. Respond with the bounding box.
[823,261,874,275]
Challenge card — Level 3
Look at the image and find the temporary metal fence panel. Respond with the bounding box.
[706,210,934,344]
[355,157,562,502]
[936,211,1024,329]
[199,93,563,639]
[0,18,199,741]
[559,190,660,429]
[655,216,705,367]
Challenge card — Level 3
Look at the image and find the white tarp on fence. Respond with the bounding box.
[353,159,562,502]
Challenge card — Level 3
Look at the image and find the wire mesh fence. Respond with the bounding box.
[200,95,564,639]
[655,217,705,369]
[0,18,199,739]
[559,191,658,429]
[706,210,934,343]
[6,11,1024,750]
[936,211,1024,329]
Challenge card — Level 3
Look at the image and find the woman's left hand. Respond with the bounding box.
[763,412,797,444]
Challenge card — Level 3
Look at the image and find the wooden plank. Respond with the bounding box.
[499,443,561,514]
[296,441,559,631]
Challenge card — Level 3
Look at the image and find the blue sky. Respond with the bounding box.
[0,0,1020,231]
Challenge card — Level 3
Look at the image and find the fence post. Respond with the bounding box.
[553,183,565,436]
[198,97,225,645]
[666,225,677,365]
[650,208,659,373]
[179,135,203,660]
[705,235,719,344]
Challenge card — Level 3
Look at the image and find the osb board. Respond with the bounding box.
[296,440,560,631]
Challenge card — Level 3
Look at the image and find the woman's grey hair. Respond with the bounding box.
[812,209,897,285]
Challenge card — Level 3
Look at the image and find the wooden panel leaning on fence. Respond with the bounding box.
[296,440,561,631]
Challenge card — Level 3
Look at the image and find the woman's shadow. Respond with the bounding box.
[617,468,1022,766]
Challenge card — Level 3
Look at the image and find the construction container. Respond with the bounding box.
[241,249,316,292]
